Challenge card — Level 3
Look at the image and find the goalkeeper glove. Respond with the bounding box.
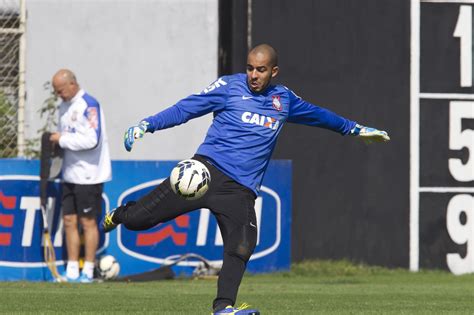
[124,121,150,152]
[351,124,390,144]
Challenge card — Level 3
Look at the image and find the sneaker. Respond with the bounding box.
[55,271,79,283]
[213,303,260,315]
[101,210,118,233]
[77,273,93,283]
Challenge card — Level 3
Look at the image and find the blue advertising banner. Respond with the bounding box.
[0,159,291,281]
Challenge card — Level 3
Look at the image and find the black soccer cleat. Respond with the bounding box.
[212,303,260,314]
[101,210,118,233]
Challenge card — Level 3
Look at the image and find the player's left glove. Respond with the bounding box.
[124,121,150,152]
[351,124,390,144]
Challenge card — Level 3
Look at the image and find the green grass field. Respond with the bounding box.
[1,260,473,314]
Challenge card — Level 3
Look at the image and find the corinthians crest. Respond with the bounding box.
[272,95,282,111]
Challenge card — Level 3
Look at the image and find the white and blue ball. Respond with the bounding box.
[99,255,120,280]
[170,159,211,200]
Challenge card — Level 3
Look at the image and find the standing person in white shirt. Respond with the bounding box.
[49,69,112,283]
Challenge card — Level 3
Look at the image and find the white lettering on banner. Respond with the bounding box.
[215,220,223,245]
[203,78,227,94]
[19,196,62,248]
[195,197,263,246]
[48,198,63,247]
[449,101,474,181]
[255,197,263,245]
[46,198,57,246]
[196,208,210,246]
[54,212,63,247]
[446,194,474,275]
[20,197,39,247]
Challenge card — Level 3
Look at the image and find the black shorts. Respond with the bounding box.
[61,183,103,218]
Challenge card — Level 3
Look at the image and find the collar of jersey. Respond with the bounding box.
[69,89,85,104]
[246,84,277,97]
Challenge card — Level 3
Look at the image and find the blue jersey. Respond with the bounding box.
[143,73,356,195]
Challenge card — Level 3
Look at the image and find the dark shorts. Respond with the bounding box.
[61,183,103,218]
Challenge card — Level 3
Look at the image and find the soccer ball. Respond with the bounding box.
[98,255,120,280]
[170,159,211,200]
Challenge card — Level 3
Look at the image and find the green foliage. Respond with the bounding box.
[23,82,58,158]
[289,259,393,277]
[0,82,57,158]
[0,90,18,157]
[37,81,59,133]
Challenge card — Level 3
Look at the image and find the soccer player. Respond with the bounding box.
[50,69,112,283]
[102,44,389,314]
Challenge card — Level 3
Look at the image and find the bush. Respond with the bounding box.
[0,91,18,157]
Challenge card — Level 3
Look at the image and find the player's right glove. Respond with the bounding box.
[350,124,390,144]
[124,120,150,152]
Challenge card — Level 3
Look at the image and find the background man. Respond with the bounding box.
[102,44,389,313]
[50,69,112,283]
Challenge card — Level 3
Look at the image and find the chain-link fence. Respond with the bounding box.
[0,0,25,158]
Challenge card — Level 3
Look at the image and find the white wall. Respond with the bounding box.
[25,0,218,160]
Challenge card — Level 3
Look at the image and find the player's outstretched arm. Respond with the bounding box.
[350,124,390,144]
[124,120,150,152]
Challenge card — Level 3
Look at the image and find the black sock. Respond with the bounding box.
[113,201,136,224]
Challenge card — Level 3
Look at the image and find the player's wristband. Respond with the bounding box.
[350,123,363,136]
[138,120,152,133]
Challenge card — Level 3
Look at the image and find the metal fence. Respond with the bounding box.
[0,0,25,157]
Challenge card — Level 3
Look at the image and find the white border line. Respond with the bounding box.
[0,260,65,268]
[251,186,281,261]
[420,93,474,99]
[419,187,474,193]
[116,179,166,264]
[415,2,474,273]
[116,180,281,266]
[410,0,421,272]
[421,0,474,3]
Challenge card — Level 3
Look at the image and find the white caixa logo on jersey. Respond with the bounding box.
[241,112,280,130]
[116,179,282,266]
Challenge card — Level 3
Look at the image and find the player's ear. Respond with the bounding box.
[271,66,279,78]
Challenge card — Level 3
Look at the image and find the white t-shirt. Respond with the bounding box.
[58,89,112,184]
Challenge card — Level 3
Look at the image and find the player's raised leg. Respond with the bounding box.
[101,178,203,233]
